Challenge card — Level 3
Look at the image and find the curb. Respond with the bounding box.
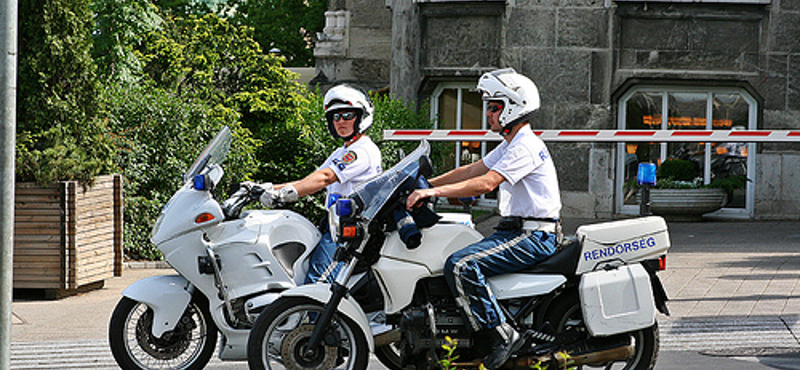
[123,260,172,269]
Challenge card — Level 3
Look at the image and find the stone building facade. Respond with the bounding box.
[313,0,800,220]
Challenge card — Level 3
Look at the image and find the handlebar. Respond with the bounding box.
[221,183,265,219]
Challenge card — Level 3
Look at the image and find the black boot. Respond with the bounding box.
[482,322,523,370]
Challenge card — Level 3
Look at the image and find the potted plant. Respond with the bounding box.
[637,159,748,221]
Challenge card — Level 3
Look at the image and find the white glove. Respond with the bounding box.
[250,182,273,191]
[259,184,299,208]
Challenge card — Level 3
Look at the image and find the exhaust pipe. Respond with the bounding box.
[452,344,633,370]
[374,329,401,347]
[572,345,635,366]
[503,344,634,369]
[450,336,634,369]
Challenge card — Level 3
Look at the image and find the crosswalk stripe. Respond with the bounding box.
[660,317,800,351]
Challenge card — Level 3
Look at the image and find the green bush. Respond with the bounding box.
[370,94,439,169]
[657,158,698,182]
[105,83,259,260]
[706,175,749,193]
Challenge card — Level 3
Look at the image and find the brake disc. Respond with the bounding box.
[136,308,193,360]
[280,324,338,370]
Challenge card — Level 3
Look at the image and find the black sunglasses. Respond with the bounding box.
[487,104,504,113]
[332,111,357,121]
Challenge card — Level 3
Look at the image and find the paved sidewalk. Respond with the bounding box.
[10,218,800,364]
[11,267,173,343]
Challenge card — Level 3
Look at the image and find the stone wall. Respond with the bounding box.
[756,152,800,220]
[314,0,393,90]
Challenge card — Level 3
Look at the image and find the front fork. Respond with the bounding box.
[305,256,361,354]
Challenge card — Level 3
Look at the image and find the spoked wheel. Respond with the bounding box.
[248,297,369,370]
[545,294,659,370]
[109,297,218,370]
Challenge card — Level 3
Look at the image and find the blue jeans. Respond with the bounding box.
[444,229,557,331]
[304,232,343,284]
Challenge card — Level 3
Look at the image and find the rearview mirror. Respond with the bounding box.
[418,156,433,179]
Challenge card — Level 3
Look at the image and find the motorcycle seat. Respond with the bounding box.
[523,236,581,277]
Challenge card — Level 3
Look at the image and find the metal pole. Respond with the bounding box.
[639,185,652,216]
[0,0,17,366]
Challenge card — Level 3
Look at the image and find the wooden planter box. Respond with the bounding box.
[14,174,123,292]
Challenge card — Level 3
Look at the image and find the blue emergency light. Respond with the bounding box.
[336,198,353,217]
[193,174,208,190]
[637,163,657,186]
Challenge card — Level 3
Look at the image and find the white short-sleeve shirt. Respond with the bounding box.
[320,135,382,206]
[482,125,561,219]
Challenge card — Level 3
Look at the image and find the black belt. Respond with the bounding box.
[495,216,559,231]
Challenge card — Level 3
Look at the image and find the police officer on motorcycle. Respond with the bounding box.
[406,68,561,370]
[260,84,382,284]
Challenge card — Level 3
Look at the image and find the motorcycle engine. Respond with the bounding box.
[396,280,475,356]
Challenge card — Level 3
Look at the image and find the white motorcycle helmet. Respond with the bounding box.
[323,84,374,140]
[477,68,540,136]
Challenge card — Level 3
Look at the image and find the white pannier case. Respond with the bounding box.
[573,216,670,336]
[579,264,656,336]
[575,216,670,274]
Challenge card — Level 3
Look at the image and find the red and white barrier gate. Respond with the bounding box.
[383,129,800,143]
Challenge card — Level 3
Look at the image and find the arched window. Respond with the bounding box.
[431,82,498,205]
[616,86,757,218]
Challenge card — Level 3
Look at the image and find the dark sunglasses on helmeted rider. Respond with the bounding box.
[332,111,357,121]
[487,104,504,113]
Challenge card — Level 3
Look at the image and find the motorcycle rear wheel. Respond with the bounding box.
[109,296,218,370]
[545,294,659,370]
[248,297,369,370]
[375,342,403,370]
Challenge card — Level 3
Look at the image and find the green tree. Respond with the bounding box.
[226,0,326,67]
[17,0,114,184]
[137,13,314,181]
[152,0,216,15]
[92,0,163,83]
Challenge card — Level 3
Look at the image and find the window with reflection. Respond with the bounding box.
[618,87,756,215]
[432,82,499,202]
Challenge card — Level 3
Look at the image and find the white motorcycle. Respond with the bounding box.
[247,140,672,370]
[108,126,399,370]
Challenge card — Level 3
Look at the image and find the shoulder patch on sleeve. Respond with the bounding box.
[332,150,358,171]
[341,151,358,164]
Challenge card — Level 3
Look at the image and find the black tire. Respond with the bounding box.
[109,296,218,370]
[545,293,659,370]
[375,343,404,370]
[248,296,369,370]
[729,160,747,177]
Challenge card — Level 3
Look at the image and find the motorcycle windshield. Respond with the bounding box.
[351,140,430,222]
[183,126,232,183]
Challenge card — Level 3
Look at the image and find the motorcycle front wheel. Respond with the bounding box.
[248,297,369,370]
[109,296,218,370]
[545,293,659,370]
